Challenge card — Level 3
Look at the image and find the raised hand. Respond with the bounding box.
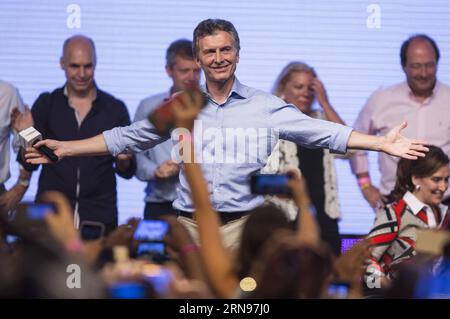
[311,78,330,107]
[39,191,79,246]
[171,89,206,131]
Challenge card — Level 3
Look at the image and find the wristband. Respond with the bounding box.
[181,243,198,256]
[66,238,83,253]
[357,176,371,190]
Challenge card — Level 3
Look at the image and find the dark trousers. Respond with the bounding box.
[316,212,341,256]
[0,184,6,196]
[292,210,341,256]
[144,201,176,220]
[103,218,118,236]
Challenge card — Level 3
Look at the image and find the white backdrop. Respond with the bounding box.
[2,0,450,234]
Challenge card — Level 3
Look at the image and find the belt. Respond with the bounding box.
[177,210,250,225]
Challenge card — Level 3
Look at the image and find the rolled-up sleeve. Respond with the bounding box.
[271,102,353,154]
[103,119,168,157]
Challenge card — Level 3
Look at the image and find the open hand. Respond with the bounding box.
[381,122,429,159]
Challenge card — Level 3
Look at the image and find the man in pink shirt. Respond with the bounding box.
[350,34,450,209]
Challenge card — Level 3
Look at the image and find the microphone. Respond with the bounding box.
[18,127,59,162]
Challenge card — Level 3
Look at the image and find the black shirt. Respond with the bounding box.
[23,85,135,224]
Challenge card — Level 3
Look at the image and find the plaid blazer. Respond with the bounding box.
[365,192,449,282]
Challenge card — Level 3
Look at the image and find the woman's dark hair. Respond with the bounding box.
[247,241,332,298]
[391,145,449,201]
[236,204,292,279]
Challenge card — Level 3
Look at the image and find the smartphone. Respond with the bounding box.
[109,282,148,299]
[147,87,208,135]
[250,174,291,195]
[133,220,169,262]
[80,221,105,241]
[133,220,169,242]
[5,202,56,237]
[136,242,165,256]
[327,281,350,299]
[6,235,20,244]
[21,202,56,220]
[415,269,450,299]
[142,265,173,296]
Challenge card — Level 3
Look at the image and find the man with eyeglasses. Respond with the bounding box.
[350,34,450,209]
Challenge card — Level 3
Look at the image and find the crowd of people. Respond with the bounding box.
[0,18,449,299]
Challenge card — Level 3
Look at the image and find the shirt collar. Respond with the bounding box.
[201,77,249,103]
[403,191,448,217]
[63,84,98,102]
[406,80,440,105]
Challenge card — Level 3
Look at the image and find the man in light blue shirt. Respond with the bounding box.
[27,19,429,247]
[134,39,201,219]
[0,80,33,214]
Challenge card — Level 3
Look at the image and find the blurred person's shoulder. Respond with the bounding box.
[0,79,17,95]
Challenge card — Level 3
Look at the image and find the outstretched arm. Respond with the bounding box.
[25,134,110,164]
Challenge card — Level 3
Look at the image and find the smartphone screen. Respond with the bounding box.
[250,174,291,195]
[26,203,55,220]
[80,222,105,241]
[137,242,165,256]
[328,282,350,299]
[109,282,147,299]
[134,220,169,262]
[133,220,169,242]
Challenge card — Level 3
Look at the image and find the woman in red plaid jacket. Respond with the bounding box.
[365,145,449,288]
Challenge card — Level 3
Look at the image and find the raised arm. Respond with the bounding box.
[173,90,238,298]
[311,78,346,125]
[286,170,321,247]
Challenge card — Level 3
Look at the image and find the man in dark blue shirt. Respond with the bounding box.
[22,35,135,234]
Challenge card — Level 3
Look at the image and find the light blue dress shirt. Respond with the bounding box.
[133,91,178,203]
[134,92,179,203]
[0,80,24,184]
[104,78,353,213]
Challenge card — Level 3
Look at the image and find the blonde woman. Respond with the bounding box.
[264,62,346,255]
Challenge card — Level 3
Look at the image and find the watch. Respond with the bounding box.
[18,178,30,188]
